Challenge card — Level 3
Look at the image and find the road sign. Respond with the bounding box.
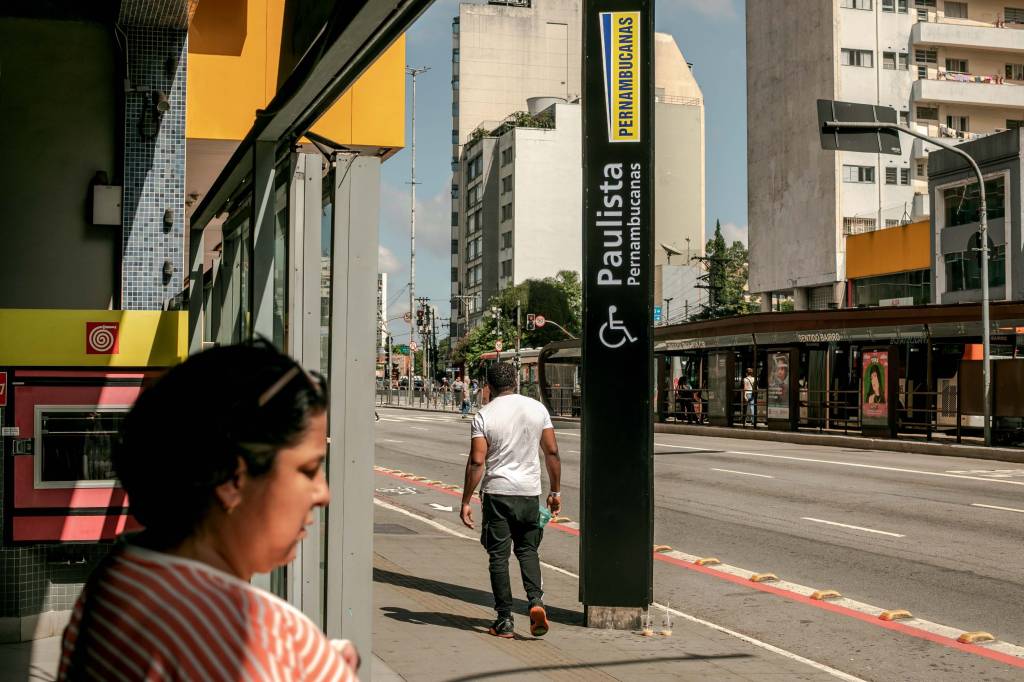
[403,311,412,323]
[534,315,546,328]
[817,99,902,155]
[581,0,654,612]
[409,341,418,352]
[494,340,503,352]
[653,306,662,322]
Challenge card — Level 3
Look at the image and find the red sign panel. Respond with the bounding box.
[86,322,120,354]
[0,371,7,407]
[861,350,889,425]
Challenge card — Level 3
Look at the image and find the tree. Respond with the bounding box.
[693,220,758,320]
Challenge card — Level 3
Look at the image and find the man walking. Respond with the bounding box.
[742,367,757,426]
[460,362,561,639]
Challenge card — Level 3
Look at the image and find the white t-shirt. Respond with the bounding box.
[471,393,553,496]
[743,375,756,398]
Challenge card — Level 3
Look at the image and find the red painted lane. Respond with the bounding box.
[372,468,1024,669]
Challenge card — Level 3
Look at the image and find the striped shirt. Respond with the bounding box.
[58,544,357,682]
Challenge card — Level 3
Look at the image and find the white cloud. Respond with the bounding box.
[666,0,738,21]
[719,221,748,246]
[378,245,401,274]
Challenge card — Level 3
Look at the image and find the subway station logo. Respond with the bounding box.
[86,322,120,354]
[600,10,641,143]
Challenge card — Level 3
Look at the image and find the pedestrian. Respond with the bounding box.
[743,367,757,426]
[58,341,359,681]
[453,375,468,417]
[441,376,451,408]
[459,362,562,639]
[470,378,481,409]
[676,375,693,423]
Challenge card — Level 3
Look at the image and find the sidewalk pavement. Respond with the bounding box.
[371,500,839,681]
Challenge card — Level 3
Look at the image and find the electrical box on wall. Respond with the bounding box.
[93,185,123,225]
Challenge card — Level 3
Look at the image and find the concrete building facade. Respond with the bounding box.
[748,0,1024,310]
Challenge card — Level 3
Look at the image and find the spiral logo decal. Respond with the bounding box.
[86,322,120,355]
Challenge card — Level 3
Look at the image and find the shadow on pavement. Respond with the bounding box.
[442,653,754,681]
[373,567,585,626]
[380,606,492,634]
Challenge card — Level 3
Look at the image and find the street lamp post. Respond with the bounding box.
[822,119,991,445]
[406,65,430,407]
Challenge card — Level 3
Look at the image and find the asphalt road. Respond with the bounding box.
[374,407,1024,681]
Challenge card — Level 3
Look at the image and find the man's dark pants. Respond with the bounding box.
[480,493,544,617]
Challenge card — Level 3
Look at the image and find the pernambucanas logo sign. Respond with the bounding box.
[600,11,641,143]
[86,322,120,354]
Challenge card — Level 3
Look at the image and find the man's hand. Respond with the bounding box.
[546,493,561,516]
[329,639,360,672]
[460,503,475,529]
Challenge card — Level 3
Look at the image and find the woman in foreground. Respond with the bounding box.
[59,341,358,681]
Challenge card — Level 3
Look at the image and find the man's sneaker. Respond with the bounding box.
[529,605,549,637]
[488,616,515,638]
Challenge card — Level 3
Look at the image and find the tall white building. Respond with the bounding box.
[748,0,1024,310]
[449,1,706,332]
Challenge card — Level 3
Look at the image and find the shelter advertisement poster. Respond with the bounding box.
[767,351,790,419]
[862,350,889,425]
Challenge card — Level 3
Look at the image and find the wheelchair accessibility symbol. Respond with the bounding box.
[598,306,637,349]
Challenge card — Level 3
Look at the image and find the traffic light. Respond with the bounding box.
[526,313,536,331]
[416,307,425,328]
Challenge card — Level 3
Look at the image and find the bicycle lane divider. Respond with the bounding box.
[371,466,1024,669]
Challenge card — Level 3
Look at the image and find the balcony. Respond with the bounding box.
[912,75,1024,108]
[911,20,1024,54]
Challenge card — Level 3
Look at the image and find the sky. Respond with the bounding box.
[378,0,747,342]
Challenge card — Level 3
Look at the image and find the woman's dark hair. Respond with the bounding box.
[114,340,327,546]
[864,363,885,398]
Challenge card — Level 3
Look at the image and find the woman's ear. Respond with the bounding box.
[213,456,249,513]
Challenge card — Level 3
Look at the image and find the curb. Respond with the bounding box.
[654,423,1024,463]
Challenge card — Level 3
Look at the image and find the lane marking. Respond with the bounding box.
[379,439,405,444]
[654,442,708,450]
[972,503,1024,514]
[373,496,868,682]
[373,466,1024,668]
[409,427,429,431]
[723,450,1024,487]
[711,468,775,479]
[801,517,905,538]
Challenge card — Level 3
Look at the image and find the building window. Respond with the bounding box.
[467,155,483,181]
[501,203,513,221]
[1006,63,1024,80]
[944,1,967,18]
[465,185,481,210]
[883,52,897,70]
[841,0,872,8]
[916,160,927,177]
[841,49,873,68]
[945,244,1005,292]
[917,0,937,6]
[452,48,460,62]
[852,270,931,307]
[945,58,968,75]
[843,165,875,183]
[467,210,482,235]
[917,65,928,79]
[500,260,513,278]
[946,115,969,132]
[501,148,514,166]
[451,239,459,255]
[899,53,909,70]
[898,0,909,11]
[1007,119,1024,129]
[916,105,939,121]
[501,231,513,249]
[451,184,459,199]
[1007,7,1024,24]
[943,178,1005,227]
[901,167,910,184]
[843,217,877,235]
[451,211,459,227]
[899,110,910,126]
[37,408,127,485]
[915,48,937,65]
[885,167,898,184]
[883,0,895,9]
[501,175,513,194]
[451,267,458,282]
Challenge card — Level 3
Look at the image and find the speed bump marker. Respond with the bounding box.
[653,544,672,553]
[442,484,461,490]
[879,609,913,621]
[695,557,721,566]
[750,573,779,583]
[810,590,842,601]
[551,516,572,524]
[958,631,995,644]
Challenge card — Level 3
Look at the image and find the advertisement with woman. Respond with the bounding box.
[861,350,889,426]
[767,352,790,420]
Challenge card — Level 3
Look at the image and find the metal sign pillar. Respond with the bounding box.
[580,0,654,628]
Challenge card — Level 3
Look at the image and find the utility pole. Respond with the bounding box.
[663,297,673,326]
[515,301,522,386]
[407,65,430,404]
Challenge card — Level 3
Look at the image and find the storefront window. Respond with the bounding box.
[852,269,931,307]
[37,408,127,485]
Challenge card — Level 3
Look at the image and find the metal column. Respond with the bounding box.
[188,228,205,354]
[325,153,380,674]
[252,140,277,340]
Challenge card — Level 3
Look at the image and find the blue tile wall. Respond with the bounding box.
[121,26,187,310]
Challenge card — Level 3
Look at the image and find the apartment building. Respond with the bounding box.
[449,2,706,332]
[748,0,1024,310]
